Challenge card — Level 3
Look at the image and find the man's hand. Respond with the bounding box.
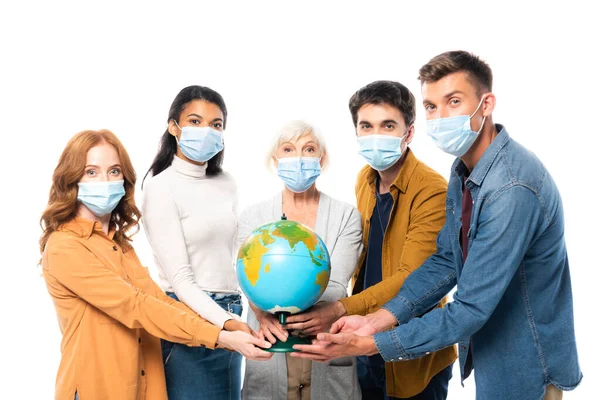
[285,301,347,335]
[331,308,398,336]
[291,332,379,362]
[330,315,377,336]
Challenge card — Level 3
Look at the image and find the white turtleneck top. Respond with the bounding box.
[142,156,239,328]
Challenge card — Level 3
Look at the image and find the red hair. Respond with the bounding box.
[40,130,141,253]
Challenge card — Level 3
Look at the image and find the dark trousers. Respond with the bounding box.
[357,356,453,400]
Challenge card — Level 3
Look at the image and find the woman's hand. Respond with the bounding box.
[224,319,258,337]
[254,308,289,344]
[216,330,274,361]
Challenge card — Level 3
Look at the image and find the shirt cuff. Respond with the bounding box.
[374,329,409,362]
[191,322,221,350]
[381,295,413,325]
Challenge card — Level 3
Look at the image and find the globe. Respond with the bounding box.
[236,219,331,322]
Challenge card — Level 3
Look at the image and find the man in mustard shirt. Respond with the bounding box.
[287,81,456,399]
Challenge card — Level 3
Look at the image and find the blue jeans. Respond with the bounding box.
[357,356,453,400]
[162,292,243,400]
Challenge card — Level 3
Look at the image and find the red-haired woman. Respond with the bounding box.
[40,130,271,400]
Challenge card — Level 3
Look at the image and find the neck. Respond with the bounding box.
[377,151,407,194]
[77,205,111,234]
[461,119,497,171]
[282,185,320,207]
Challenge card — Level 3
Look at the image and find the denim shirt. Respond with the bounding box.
[373,125,582,399]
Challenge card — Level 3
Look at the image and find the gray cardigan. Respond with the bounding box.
[237,192,363,400]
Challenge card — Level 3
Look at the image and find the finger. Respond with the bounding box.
[285,313,312,323]
[284,321,308,331]
[249,335,273,349]
[263,328,277,344]
[289,351,329,362]
[304,326,324,335]
[268,324,289,342]
[249,348,275,361]
[292,343,327,353]
[330,318,346,334]
[317,333,344,343]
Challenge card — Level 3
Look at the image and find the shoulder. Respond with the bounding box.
[143,167,175,196]
[239,196,276,225]
[410,152,448,193]
[502,138,547,185]
[43,231,89,271]
[356,165,372,185]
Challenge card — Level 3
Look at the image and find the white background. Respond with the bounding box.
[0,1,598,398]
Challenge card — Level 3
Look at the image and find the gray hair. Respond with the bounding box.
[266,120,328,169]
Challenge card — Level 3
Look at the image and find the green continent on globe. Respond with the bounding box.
[240,221,327,288]
[272,222,318,252]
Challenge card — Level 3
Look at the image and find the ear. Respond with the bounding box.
[404,124,415,145]
[482,93,496,117]
[272,155,279,168]
[319,150,327,169]
[167,119,179,138]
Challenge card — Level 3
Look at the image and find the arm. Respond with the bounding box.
[44,238,221,349]
[341,183,449,316]
[374,186,546,361]
[142,179,232,328]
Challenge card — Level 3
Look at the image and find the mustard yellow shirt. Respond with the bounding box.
[42,217,221,400]
[340,149,458,398]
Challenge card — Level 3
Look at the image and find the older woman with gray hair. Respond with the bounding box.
[237,120,363,400]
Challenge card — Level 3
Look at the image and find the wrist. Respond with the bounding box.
[367,309,397,333]
[355,335,378,356]
[333,301,347,319]
[224,319,240,331]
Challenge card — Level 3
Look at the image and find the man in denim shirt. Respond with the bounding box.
[294,51,582,399]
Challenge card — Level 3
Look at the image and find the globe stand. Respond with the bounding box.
[265,312,312,353]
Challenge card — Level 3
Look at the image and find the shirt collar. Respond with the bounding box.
[366,147,419,194]
[453,124,510,186]
[172,155,207,179]
[60,216,116,240]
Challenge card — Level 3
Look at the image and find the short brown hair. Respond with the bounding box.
[349,80,416,127]
[418,51,493,95]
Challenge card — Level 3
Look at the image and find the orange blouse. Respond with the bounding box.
[42,217,222,400]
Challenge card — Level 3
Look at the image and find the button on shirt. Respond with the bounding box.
[374,126,582,399]
[42,217,221,400]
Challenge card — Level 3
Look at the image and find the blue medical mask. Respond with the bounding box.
[426,96,487,157]
[77,180,126,217]
[357,134,404,171]
[175,121,224,162]
[277,157,321,193]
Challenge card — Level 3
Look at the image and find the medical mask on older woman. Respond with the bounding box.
[276,157,321,193]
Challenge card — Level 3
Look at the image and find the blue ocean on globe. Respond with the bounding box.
[236,220,331,314]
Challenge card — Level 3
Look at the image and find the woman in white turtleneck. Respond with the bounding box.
[142,86,271,400]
